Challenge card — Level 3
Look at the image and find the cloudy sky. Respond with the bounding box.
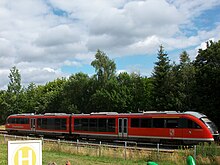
[0,0,220,89]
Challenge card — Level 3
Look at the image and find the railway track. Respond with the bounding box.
[0,129,7,134]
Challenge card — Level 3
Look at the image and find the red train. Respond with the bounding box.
[5,111,219,144]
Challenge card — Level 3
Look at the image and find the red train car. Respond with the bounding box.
[5,111,219,144]
[6,113,70,137]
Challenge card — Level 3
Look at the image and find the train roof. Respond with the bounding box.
[8,111,207,119]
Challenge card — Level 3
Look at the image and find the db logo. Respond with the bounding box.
[169,129,175,136]
[13,146,36,165]
[8,140,42,165]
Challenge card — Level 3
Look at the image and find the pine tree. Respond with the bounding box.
[151,45,171,111]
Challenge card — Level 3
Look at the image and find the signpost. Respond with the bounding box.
[8,140,42,165]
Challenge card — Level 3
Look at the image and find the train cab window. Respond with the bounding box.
[188,119,201,129]
[179,118,201,129]
[8,118,15,124]
[153,118,165,128]
[166,118,179,128]
[8,118,12,124]
[7,118,29,124]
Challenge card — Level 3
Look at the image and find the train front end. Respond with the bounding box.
[200,117,219,141]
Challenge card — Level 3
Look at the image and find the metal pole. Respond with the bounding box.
[157,143,160,159]
[77,139,79,154]
[58,139,60,151]
[194,145,197,160]
[124,141,127,160]
[99,141,101,157]
[41,137,44,149]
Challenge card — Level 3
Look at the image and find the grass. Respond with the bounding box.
[0,125,5,130]
[1,134,220,165]
[0,141,145,165]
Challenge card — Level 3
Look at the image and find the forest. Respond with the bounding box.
[0,40,220,129]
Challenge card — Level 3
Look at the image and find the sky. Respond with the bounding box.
[0,0,220,89]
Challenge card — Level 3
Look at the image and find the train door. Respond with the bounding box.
[30,118,36,131]
[118,118,128,138]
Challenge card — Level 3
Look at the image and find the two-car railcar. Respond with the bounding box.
[5,111,219,144]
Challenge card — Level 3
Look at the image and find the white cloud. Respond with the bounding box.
[0,0,220,89]
[34,24,81,47]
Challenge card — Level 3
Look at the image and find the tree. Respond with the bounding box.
[170,51,196,111]
[7,66,22,94]
[41,78,67,113]
[3,66,24,116]
[151,45,172,111]
[0,90,7,123]
[91,50,116,86]
[62,73,91,113]
[194,40,220,128]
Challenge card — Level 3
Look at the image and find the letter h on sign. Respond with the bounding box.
[18,149,32,165]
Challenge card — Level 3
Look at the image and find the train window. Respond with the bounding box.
[179,118,201,129]
[74,119,81,130]
[107,118,115,132]
[8,118,15,124]
[166,118,178,128]
[131,118,152,128]
[141,118,151,128]
[36,118,67,130]
[11,118,15,124]
[61,119,66,130]
[55,118,67,130]
[153,118,165,128]
[20,118,28,124]
[89,119,97,131]
[98,118,107,132]
[47,118,55,130]
[42,119,47,129]
[24,118,29,124]
[37,119,41,128]
[16,118,21,124]
[81,119,89,131]
[37,118,48,129]
[74,118,115,132]
[131,118,140,127]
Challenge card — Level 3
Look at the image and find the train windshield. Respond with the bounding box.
[201,117,218,135]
